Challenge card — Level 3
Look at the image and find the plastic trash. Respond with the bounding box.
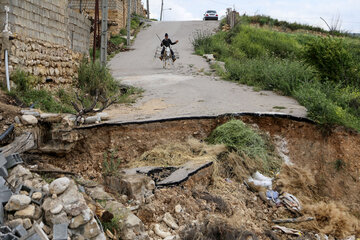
[247,171,273,189]
[266,190,281,205]
[281,192,302,213]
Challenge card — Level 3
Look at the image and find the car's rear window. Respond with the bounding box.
[207,11,216,13]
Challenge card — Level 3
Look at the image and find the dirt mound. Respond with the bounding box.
[131,138,226,168]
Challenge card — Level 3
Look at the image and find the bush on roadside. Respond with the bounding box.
[225,57,315,95]
[303,37,359,85]
[77,59,119,98]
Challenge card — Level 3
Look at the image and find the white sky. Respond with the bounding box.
[144,0,360,33]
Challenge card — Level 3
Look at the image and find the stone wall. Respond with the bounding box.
[69,0,144,35]
[0,0,91,86]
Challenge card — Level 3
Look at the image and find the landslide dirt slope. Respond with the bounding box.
[34,115,360,238]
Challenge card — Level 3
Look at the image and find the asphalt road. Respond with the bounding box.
[107,21,306,122]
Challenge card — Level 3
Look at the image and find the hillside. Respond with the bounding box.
[194,14,360,131]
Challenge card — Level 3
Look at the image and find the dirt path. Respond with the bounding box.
[107,21,306,122]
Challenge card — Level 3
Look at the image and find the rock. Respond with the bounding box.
[50,204,63,214]
[42,224,51,235]
[14,204,35,219]
[49,177,70,195]
[86,186,114,201]
[105,174,154,203]
[7,218,23,228]
[174,205,182,213]
[96,112,110,121]
[154,224,171,238]
[69,208,94,229]
[21,110,40,117]
[121,210,149,240]
[84,116,101,124]
[83,218,101,239]
[5,195,31,211]
[42,184,49,193]
[203,54,215,62]
[40,113,62,123]
[146,180,155,190]
[14,116,21,124]
[23,218,32,229]
[163,212,179,230]
[32,192,42,200]
[21,115,38,125]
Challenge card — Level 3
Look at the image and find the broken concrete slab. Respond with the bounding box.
[5,154,23,169]
[0,203,4,225]
[0,153,7,167]
[12,224,27,238]
[0,166,8,178]
[53,223,68,240]
[0,188,12,204]
[157,161,213,186]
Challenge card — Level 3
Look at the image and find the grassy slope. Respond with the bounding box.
[194,17,360,131]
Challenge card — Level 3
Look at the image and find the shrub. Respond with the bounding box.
[119,28,127,35]
[225,58,315,95]
[207,120,281,174]
[303,37,358,85]
[110,35,127,46]
[77,59,119,98]
[102,149,122,176]
[11,69,39,92]
[294,81,360,130]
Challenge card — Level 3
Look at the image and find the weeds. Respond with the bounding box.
[207,120,282,174]
[102,149,122,176]
[193,18,360,131]
[334,159,345,171]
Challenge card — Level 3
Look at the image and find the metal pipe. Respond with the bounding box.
[5,50,10,92]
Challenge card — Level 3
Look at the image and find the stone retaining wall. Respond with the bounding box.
[69,0,145,35]
[0,0,91,86]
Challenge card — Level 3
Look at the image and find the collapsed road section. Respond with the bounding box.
[1,112,360,239]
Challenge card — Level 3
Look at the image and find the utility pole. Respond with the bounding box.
[134,0,137,15]
[147,0,150,19]
[160,0,163,21]
[100,0,109,66]
[127,0,131,46]
[93,0,99,62]
[79,0,82,13]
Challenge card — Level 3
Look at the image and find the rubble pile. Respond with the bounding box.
[0,157,107,239]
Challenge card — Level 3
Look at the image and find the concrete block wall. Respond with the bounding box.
[0,0,91,86]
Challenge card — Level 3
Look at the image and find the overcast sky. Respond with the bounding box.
[145,0,360,33]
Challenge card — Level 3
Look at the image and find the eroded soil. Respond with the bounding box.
[32,115,360,238]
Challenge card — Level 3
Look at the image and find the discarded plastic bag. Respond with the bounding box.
[266,190,281,205]
[247,171,272,189]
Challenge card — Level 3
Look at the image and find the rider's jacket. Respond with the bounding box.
[161,38,176,48]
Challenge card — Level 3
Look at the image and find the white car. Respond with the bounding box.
[203,10,218,21]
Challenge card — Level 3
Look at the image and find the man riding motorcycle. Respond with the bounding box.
[160,33,179,62]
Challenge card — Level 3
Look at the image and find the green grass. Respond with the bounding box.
[110,35,127,46]
[8,65,142,114]
[207,120,282,174]
[193,19,360,131]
